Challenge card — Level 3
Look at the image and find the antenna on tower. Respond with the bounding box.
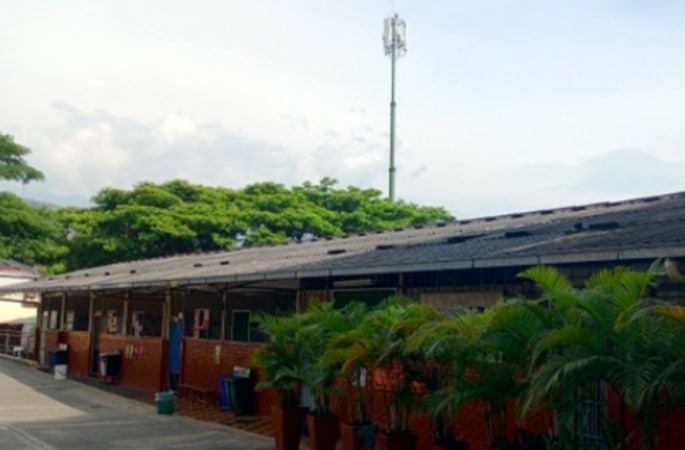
[383,14,406,203]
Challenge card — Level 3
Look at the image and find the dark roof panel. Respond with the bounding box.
[5,191,685,293]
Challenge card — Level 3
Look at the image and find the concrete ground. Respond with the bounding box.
[0,356,274,450]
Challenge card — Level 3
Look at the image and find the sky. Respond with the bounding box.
[1,0,684,218]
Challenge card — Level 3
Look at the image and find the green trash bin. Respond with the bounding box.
[225,370,255,414]
[155,391,174,415]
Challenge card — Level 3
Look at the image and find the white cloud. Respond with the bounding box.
[1,1,684,217]
[2,104,306,205]
[48,123,130,193]
[158,114,198,144]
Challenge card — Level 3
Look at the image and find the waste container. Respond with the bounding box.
[49,349,69,380]
[218,375,231,410]
[99,351,122,382]
[48,349,68,368]
[221,366,255,414]
[54,363,68,381]
[155,391,174,415]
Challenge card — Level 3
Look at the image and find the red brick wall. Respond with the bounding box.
[180,338,278,414]
[338,371,553,450]
[99,334,164,392]
[64,331,90,377]
[656,407,685,449]
[453,402,491,450]
[607,387,685,450]
[41,329,685,450]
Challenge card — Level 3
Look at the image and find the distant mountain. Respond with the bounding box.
[22,197,59,209]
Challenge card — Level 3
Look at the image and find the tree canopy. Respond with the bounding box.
[0,178,451,273]
[0,192,67,273]
[0,133,44,184]
[59,178,451,270]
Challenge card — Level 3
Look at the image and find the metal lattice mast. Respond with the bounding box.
[384,14,406,202]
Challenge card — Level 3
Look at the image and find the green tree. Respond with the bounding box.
[0,193,67,273]
[0,133,44,184]
[61,180,247,267]
[61,178,452,270]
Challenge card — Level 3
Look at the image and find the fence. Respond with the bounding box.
[0,324,34,358]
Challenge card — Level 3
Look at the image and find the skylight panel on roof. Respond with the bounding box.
[446,234,485,244]
[587,221,621,231]
[505,230,531,239]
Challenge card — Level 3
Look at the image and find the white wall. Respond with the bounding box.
[0,276,37,323]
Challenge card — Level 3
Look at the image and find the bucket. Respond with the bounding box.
[54,364,68,381]
[155,391,174,415]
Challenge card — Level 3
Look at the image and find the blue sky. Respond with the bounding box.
[1,1,684,218]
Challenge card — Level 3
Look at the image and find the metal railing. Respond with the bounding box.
[0,328,34,359]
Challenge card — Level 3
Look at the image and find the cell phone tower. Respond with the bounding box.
[384,13,406,202]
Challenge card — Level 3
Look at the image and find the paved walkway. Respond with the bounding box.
[0,357,274,449]
[68,374,276,439]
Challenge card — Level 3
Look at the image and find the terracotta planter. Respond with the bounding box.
[307,414,339,450]
[272,405,307,450]
[340,422,377,450]
[376,430,417,450]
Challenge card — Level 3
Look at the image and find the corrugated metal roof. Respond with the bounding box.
[5,191,685,293]
[0,259,40,277]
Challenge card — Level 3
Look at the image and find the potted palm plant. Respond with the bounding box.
[370,298,442,450]
[252,313,308,450]
[299,301,351,450]
[323,302,377,450]
[518,266,664,450]
[408,309,476,450]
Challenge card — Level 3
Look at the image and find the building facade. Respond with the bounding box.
[4,191,685,449]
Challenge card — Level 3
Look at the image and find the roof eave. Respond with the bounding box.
[6,246,685,294]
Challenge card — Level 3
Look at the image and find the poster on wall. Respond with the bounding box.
[106,310,118,333]
[193,308,209,338]
[131,311,144,337]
